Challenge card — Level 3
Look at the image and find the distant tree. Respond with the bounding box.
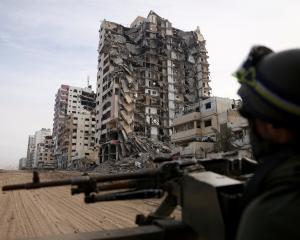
[213,123,236,152]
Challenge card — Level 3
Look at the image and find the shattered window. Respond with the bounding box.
[186,122,194,130]
[103,102,111,111]
[103,66,110,75]
[204,119,212,127]
[205,102,211,109]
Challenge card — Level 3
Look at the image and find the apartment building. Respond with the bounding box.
[26,135,35,168]
[32,128,52,168]
[58,113,96,168]
[18,158,27,170]
[25,129,51,168]
[171,97,249,157]
[53,84,96,168]
[96,11,211,162]
[36,135,55,169]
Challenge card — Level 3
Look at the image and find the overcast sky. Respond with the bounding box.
[0,0,299,169]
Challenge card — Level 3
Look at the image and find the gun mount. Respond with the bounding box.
[2,158,257,240]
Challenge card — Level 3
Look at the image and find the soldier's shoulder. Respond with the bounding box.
[237,189,300,240]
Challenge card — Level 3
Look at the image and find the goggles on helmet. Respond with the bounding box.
[234,46,300,117]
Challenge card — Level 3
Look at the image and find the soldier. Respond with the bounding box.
[235,46,300,239]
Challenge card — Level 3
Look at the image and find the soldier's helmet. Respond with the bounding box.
[234,46,300,130]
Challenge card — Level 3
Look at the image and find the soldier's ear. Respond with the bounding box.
[255,119,295,144]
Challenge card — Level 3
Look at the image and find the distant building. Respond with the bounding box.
[53,84,69,140]
[18,158,27,170]
[36,135,55,169]
[32,128,52,168]
[52,84,96,168]
[95,11,211,162]
[26,135,35,168]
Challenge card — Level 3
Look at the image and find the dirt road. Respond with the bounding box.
[0,171,166,240]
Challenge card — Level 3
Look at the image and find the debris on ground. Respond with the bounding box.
[93,136,172,174]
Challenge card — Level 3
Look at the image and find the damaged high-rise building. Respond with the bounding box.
[95,11,211,162]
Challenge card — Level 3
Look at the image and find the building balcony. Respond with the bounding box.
[171,128,202,143]
[173,112,201,126]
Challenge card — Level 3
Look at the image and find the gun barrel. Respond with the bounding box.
[2,178,74,191]
[2,169,160,192]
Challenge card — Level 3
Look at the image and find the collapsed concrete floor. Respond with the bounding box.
[94,135,172,174]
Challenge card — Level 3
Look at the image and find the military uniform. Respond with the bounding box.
[234,46,300,240]
[237,146,300,240]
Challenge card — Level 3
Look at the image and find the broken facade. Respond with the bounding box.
[95,11,211,162]
[36,135,55,169]
[59,113,97,169]
[171,97,250,158]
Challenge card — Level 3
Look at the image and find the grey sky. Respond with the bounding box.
[0,0,299,169]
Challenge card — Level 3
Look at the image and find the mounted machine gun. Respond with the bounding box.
[2,157,257,240]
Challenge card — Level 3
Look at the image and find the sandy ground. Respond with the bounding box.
[0,171,166,240]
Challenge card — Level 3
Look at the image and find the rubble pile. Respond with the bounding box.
[94,135,171,174]
[127,136,171,155]
[93,154,151,174]
[68,158,98,172]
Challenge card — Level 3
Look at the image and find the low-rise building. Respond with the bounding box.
[171,97,250,158]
